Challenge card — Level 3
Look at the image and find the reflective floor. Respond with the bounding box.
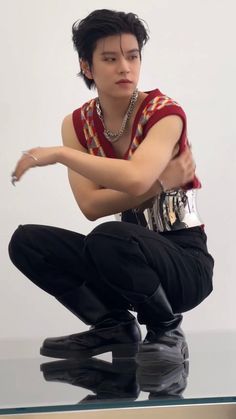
[0,331,236,415]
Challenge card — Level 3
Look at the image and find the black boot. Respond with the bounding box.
[137,360,189,399]
[40,283,141,359]
[40,358,139,402]
[136,284,189,365]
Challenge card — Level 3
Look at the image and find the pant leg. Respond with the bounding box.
[8,224,88,296]
[84,221,214,313]
[8,224,130,310]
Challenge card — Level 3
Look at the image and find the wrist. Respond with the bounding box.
[56,146,66,163]
[158,176,166,193]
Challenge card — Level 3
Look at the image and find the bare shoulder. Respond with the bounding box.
[61,113,86,151]
[147,115,183,138]
[138,115,183,154]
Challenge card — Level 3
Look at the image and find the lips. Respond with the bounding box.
[116,79,132,84]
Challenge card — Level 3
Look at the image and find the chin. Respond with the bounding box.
[115,85,136,95]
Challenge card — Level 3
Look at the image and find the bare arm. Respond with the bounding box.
[62,115,194,221]
[58,113,183,196]
[61,114,161,220]
[11,114,194,220]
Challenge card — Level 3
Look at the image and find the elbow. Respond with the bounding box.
[82,201,104,221]
[78,201,98,222]
[127,178,151,197]
[125,165,153,196]
[86,212,100,222]
[84,212,97,222]
[82,206,99,222]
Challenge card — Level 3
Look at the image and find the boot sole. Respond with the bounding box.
[40,357,137,376]
[40,342,139,360]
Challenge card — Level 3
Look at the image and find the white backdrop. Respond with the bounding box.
[1,0,235,340]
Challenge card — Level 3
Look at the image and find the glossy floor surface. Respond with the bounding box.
[0,331,236,415]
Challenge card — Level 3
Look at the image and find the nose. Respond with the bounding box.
[118,56,130,74]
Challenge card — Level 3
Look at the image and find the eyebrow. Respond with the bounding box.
[100,49,140,55]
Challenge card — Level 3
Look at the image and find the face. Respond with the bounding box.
[82,33,141,98]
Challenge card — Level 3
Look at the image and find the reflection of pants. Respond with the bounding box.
[8,222,214,314]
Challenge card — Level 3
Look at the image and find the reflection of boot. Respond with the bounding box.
[40,358,139,401]
[136,284,188,364]
[40,283,141,359]
[137,359,189,399]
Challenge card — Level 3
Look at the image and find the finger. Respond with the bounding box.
[185,146,193,158]
[181,147,191,159]
[12,159,32,182]
[185,150,194,166]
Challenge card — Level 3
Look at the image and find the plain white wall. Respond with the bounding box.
[1,0,235,339]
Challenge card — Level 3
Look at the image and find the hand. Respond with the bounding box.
[160,146,196,191]
[11,146,62,185]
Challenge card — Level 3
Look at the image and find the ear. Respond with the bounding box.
[80,59,93,79]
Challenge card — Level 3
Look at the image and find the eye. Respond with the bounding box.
[104,57,116,62]
[128,55,139,60]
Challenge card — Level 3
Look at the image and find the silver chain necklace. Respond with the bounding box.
[96,88,139,143]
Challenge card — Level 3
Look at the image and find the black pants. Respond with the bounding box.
[8,221,214,315]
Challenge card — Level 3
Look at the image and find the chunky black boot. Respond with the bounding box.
[137,360,189,399]
[136,284,189,365]
[40,358,139,402]
[40,283,141,359]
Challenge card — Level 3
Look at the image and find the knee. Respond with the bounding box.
[9,225,25,260]
[88,221,130,241]
[86,221,130,253]
[8,224,37,264]
[85,221,133,268]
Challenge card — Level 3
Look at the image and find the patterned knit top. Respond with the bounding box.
[72,88,201,191]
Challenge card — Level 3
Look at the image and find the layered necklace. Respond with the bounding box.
[96,88,139,143]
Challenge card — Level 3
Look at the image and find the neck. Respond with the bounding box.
[96,88,142,143]
[97,92,134,120]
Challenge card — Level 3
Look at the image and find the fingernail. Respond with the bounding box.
[11,175,17,186]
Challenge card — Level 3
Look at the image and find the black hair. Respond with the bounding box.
[72,9,149,89]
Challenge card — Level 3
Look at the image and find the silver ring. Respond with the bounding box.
[22,151,38,162]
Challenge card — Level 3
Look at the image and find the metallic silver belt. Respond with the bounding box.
[116,189,203,232]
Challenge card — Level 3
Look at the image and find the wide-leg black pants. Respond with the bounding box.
[8,221,214,315]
